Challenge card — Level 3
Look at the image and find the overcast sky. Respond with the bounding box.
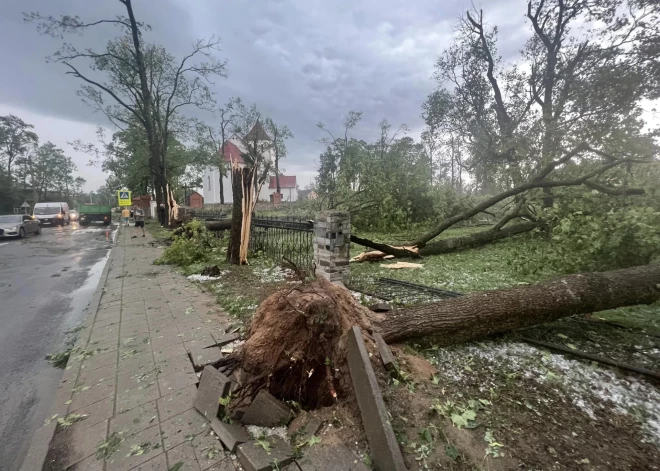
[0,0,601,191]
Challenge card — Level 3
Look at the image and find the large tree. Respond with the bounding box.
[30,142,77,201]
[194,97,245,204]
[0,115,39,192]
[26,0,226,223]
[357,0,660,255]
[264,118,293,194]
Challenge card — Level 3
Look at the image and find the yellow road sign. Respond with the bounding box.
[117,190,132,206]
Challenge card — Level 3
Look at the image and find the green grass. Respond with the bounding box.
[145,219,172,242]
[350,227,548,293]
[350,226,660,334]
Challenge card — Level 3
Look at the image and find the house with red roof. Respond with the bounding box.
[269,175,298,202]
[202,123,298,204]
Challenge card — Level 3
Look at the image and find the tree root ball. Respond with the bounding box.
[237,277,374,408]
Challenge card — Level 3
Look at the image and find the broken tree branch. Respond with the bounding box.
[349,234,421,259]
[419,222,538,256]
[520,337,660,381]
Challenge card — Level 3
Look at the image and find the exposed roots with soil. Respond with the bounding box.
[232,277,374,408]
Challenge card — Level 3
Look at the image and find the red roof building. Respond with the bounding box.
[221,141,244,165]
[269,176,297,189]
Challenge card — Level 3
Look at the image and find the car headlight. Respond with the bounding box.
[9,227,17,232]
[55,214,62,218]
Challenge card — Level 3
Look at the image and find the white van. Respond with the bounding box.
[33,202,70,226]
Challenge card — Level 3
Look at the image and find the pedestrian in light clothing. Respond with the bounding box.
[121,207,130,226]
[132,206,145,238]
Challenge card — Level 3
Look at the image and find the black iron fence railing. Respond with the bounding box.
[249,216,315,273]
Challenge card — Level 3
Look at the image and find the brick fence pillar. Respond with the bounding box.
[314,211,350,286]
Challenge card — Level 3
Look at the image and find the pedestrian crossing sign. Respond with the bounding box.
[117,190,132,206]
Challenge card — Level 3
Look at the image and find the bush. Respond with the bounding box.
[155,220,225,267]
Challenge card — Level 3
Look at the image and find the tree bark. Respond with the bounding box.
[377,264,660,345]
[205,220,232,231]
[419,221,537,256]
[219,175,224,205]
[228,166,243,264]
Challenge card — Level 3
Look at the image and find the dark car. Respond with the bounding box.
[0,214,41,238]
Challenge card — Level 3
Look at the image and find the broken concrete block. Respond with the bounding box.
[188,345,224,371]
[296,444,369,470]
[347,327,406,471]
[210,417,251,452]
[373,333,398,373]
[236,437,295,471]
[368,302,393,313]
[194,366,232,420]
[288,411,323,445]
[240,390,293,427]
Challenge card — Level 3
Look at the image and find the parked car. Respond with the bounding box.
[70,210,79,221]
[33,202,70,226]
[0,214,41,238]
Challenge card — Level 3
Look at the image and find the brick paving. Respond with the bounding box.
[42,226,240,471]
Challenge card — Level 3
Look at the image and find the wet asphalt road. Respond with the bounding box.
[0,221,118,470]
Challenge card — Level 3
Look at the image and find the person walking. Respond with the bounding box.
[131,206,146,238]
[121,207,130,226]
[158,203,166,227]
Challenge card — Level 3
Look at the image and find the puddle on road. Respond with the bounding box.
[61,227,117,332]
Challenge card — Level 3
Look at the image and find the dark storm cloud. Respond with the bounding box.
[0,0,532,182]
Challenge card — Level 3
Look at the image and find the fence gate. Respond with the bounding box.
[249,216,315,273]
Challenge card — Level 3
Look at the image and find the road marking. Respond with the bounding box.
[0,243,8,247]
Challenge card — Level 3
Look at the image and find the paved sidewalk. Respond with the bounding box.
[31,226,239,471]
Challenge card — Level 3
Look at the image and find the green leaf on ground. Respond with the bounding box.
[57,413,87,428]
[445,445,460,461]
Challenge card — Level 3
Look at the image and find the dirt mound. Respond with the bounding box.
[236,277,374,408]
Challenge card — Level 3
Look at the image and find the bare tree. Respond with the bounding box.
[265,118,293,194]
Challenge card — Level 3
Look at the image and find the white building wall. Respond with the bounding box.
[203,166,221,204]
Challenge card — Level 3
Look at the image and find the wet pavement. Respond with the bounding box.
[0,221,118,470]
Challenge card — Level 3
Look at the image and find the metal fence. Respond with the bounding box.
[249,215,315,273]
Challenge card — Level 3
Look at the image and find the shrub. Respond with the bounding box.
[155,220,225,267]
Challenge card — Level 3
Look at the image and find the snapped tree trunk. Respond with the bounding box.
[228,166,243,265]
[377,264,660,345]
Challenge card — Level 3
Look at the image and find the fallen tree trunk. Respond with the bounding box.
[206,220,232,231]
[377,264,660,344]
[419,221,537,256]
[350,221,537,259]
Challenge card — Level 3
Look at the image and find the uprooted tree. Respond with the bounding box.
[227,263,660,408]
[316,0,659,257]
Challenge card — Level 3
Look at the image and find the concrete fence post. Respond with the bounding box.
[313,211,350,286]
